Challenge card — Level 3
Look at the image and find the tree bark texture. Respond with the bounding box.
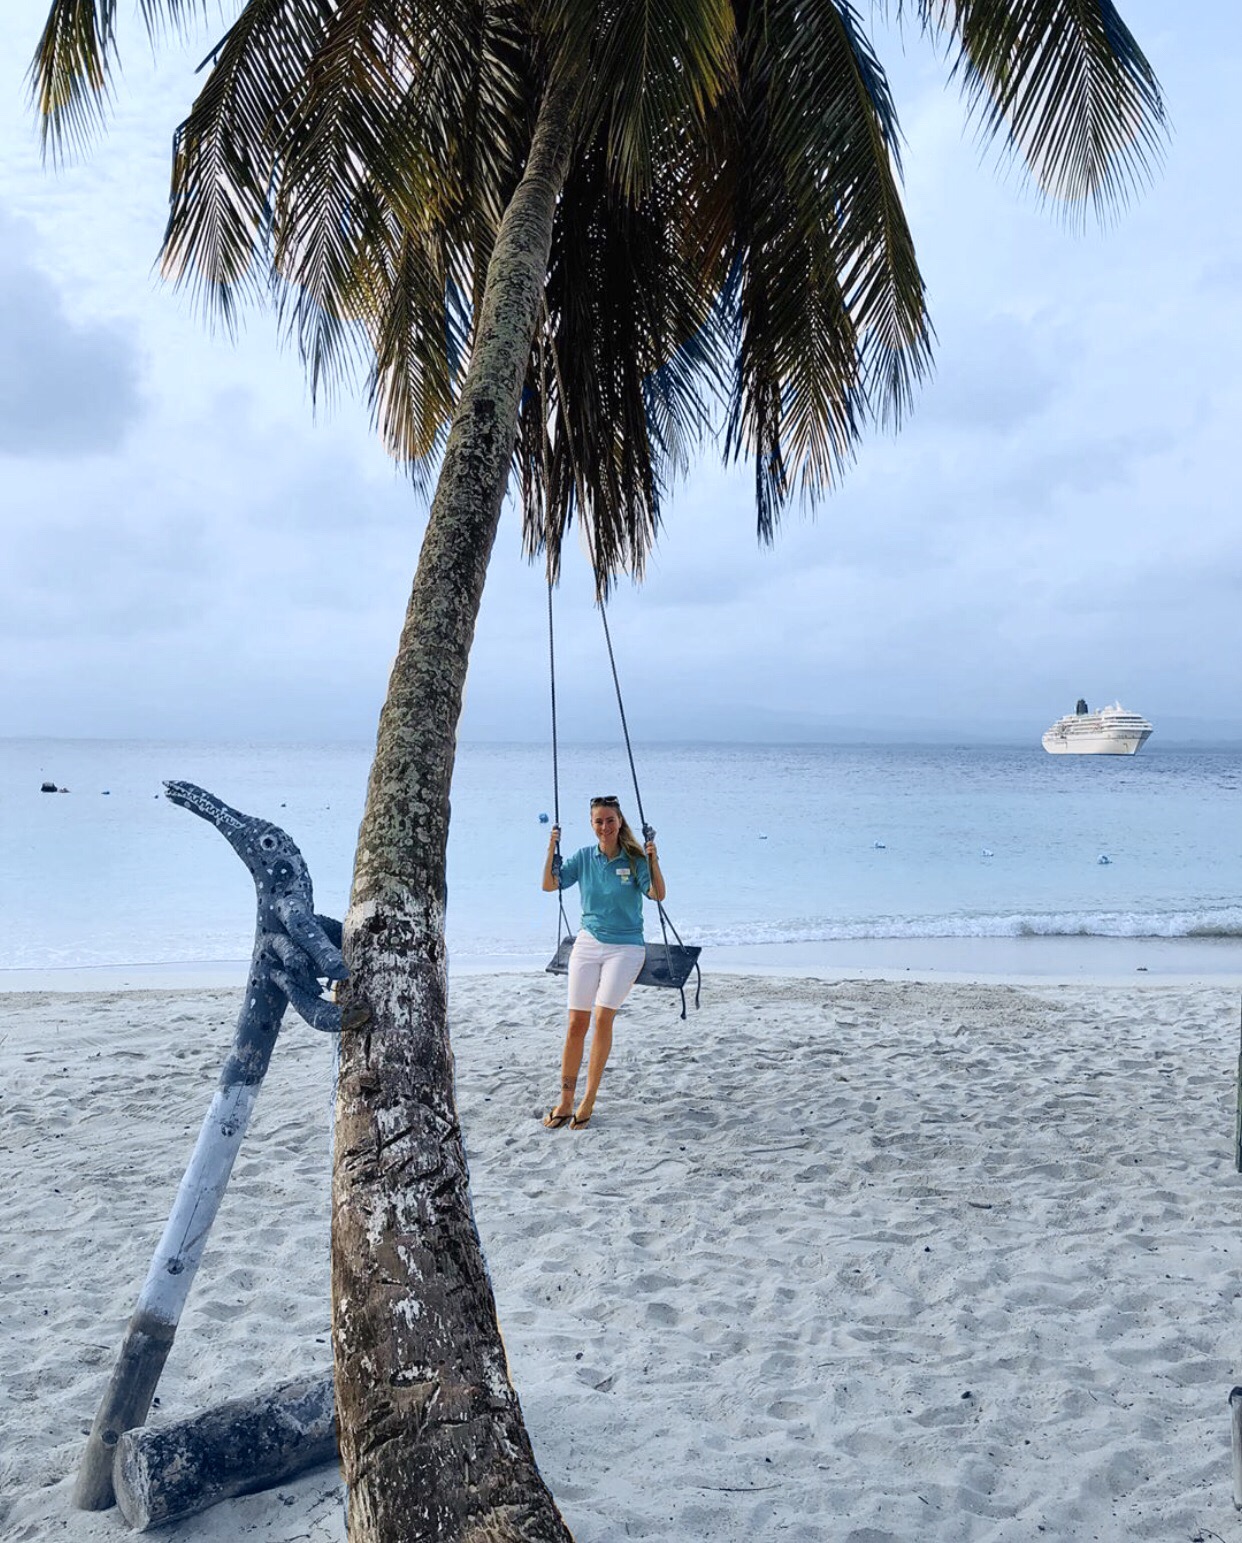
[113,1374,337,1531]
[331,69,580,1543]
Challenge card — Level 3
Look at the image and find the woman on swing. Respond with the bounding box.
[540,795,666,1129]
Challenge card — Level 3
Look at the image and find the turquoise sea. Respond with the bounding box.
[1,738,1239,976]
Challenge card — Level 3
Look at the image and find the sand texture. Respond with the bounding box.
[3,971,1241,1541]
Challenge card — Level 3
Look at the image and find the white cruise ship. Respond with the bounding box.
[1042,699,1154,755]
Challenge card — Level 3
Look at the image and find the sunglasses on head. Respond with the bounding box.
[590,796,620,808]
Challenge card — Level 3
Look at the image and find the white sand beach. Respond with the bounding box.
[4,968,1242,1541]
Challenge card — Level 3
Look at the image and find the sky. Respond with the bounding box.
[1,2,1240,746]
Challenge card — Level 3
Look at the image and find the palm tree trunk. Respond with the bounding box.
[330,66,580,1543]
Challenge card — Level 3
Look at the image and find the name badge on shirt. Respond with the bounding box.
[616,866,632,883]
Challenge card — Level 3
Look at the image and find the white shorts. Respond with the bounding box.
[566,932,646,1012]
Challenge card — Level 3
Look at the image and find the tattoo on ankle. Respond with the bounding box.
[561,1080,574,1090]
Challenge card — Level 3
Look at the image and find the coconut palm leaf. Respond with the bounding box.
[160,0,534,451]
[693,0,931,539]
[32,0,235,156]
[30,0,123,155]
[540,0,735,199]
[34,0,1165,542]
[334,194,460,473]
[433,1,534,324]
[517,133,724,587]
[277,1,535,426]
[265,0,445,400]
[158,0,339,330]
[902,0,1165,219]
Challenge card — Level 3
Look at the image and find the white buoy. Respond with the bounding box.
[1097,854,1111,865]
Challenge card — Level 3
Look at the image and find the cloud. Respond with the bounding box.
[0,208,144,457]
[1,0,1240,744]
[917,314,1058,433]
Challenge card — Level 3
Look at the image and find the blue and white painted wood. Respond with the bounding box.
[73,782,347,1512]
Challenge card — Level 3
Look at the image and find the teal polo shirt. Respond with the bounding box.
[559,844,652,946]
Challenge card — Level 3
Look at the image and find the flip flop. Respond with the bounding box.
[543,1109,572,1129]
[569,1111,592,1130]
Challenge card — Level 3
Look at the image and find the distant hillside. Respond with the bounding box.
[457,690,1242,746]
[615,706,1242,747]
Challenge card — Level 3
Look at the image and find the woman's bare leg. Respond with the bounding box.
[546,1009,590,1122]
[574,1006,617,1123]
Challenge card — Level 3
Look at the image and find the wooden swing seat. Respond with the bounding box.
[545,934,702,991]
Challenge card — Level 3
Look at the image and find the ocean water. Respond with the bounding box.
[1,738,1239,973]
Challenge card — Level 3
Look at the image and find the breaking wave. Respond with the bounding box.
[688,908,1242,948]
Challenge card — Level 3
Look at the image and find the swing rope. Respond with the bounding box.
[541,326,573,956]
[594,588,699,1013]
[546,572,573,953]
[598,598,646,834]
[539,302,700,1015]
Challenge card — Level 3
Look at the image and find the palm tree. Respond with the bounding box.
[33,2,1164,1538]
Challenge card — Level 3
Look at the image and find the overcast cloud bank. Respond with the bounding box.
[0,4,1239,747]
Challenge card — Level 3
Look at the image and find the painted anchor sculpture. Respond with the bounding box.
[74,782,348,1512]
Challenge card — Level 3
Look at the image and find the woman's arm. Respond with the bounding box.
[541,828,562,892]
[645,841,666,903]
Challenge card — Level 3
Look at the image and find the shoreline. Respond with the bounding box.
[703,933,1242,986]
[4,933,1240,995]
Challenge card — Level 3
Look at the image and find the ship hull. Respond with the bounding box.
[1041,729,1152,755]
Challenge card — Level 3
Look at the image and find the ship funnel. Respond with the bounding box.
[1075,698,1088,715]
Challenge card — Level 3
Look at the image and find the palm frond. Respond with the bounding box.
[593,0,735,198]
[30,0,121,157]
[826,2,932,427]
[912,0,1166,219]
[268,0,418,398]
[518,135,724,591]
[701,0,931,539]
[160,0,337,329]
[363,214,464,477]
[269,0,534,428]
[31,0,228,158]
[539,0,735,197]
[134,0,217,49]
[446,2,534,327]
[35,0,1165,565]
